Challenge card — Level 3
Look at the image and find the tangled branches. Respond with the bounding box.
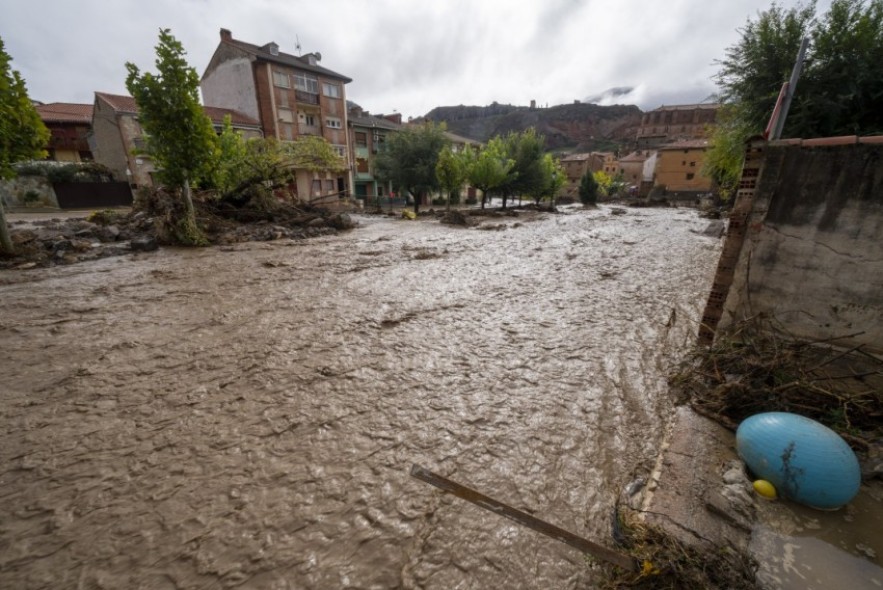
[672,317,883,448]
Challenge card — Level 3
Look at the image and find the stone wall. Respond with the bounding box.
[717,138,883,352]
[0,176,60,210]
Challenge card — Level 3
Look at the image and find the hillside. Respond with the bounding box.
[422,102,643,152]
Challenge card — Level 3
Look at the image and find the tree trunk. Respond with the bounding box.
[446,190,452,213]
[481,191,487,209]
[413,189,420,215]
[502,194,508,210]
[0,199,13,255]
[183,177,196,222]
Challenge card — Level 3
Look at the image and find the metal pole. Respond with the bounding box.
[770,37,810,140]
[410,464,638,572]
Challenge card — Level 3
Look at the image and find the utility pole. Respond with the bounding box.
[769,37,810,140]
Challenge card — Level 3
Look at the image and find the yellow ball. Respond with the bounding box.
[753,480,777,500]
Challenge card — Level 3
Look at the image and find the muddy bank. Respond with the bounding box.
[0,205,721,589]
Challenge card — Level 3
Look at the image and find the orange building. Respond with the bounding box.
[653,139,713,194]
[637,104,719,149]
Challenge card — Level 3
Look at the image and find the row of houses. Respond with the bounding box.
[560,103,720,200]
[33,28,719,206]
[34,28,484,208]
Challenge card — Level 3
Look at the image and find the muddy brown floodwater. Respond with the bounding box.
[0,206,721,589]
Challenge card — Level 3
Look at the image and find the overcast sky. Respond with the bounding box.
[4,0,826,120]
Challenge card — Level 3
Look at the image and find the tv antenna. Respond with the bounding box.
[295,34,302,56]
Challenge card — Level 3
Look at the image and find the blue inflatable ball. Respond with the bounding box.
[736,412,861,510]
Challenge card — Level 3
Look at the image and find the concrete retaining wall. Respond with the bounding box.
[718,139,883,352]
[0,176,60,210]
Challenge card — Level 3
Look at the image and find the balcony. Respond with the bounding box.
[355,147,369,159]
[295,90,320,105]
[355,171,374,181]
[298,123,321,136]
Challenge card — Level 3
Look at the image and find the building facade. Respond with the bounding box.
[35,103,94,162]
[90,92,261,188]
[201,29,353,202]
[348,106,402,204]
[559,152,605,199]
[636,104,719,149]
[653,139,713,194]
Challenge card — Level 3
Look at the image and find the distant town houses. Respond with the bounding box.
[28,25,721,205]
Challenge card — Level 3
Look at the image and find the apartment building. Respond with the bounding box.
[348,105,402,203]
[201,29,353,201]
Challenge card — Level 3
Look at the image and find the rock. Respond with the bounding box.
[11,230,37,245]
[14,262,38,270]
[327,213,354,230]
[98,225,121,242]
[441,210,469,226]
[130,237,159,252]
[52,239,73,252]
[69,239,93,252]
[610,207,627,215]
[861,439,883,480]
[701,220,726,238]
[308,217,327,228]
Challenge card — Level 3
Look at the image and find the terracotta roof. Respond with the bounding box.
[618,151,650,163]
[350,114,402,131]
[222,37,352,83]
[560,152,594,162]
[35,102,93,124]
[659,139,710,150]
[444,131,481,146]
[95,92,260,127]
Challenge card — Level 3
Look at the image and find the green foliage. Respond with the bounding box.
[435,146,469,209]
[125,28,219,190]
[0,36,49,182]
[703,106,754,200]
[465,136,513,208]
[374,122,449,213]
[717,0,883,138]
[0,34,49,253]
[499,128,546,208]
[528,153,565,205]
[15,161,114,183]
[284,135,347,173]
[579,171,599,206]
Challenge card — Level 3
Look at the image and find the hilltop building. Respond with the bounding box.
[636,104,719,149]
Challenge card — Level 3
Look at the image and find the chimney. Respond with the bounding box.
[383,113,402,125]
[220,28,232,42]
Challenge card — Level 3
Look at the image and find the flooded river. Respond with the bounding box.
[0,206,721,589]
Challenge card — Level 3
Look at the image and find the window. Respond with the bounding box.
[273,71,290,88]
[333,144,347,157]
[294,73,318,94]
[323,83,341,98]
[278,108,294,123]
[299,112,316,127]
[686,173,695,180]
[689,161,696,167]
[325,179,336,193]
[312,179,322,195]
[355,132,367,147]
[325,117,342,129]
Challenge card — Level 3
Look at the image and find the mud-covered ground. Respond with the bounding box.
[0,205,721,589]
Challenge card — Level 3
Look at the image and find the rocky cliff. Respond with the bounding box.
[422,102,643,151]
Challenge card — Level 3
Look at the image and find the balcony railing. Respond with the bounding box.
[298,123,321,136]
[295,90,320,105]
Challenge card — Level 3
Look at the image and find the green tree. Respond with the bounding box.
[711,1,883,199]
[528,154,565,207]
[435,146,469,212]
[465,136,513,209]
[374,122,448,214]
[285,135,347,175]
[126,28,219,244]
[578,171,599,206]
[0,35,49,254]
[499,128,546,209]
